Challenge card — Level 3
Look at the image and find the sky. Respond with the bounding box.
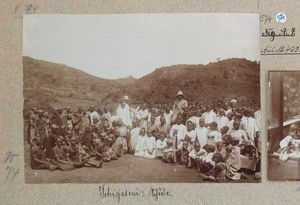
[23,13,259,79]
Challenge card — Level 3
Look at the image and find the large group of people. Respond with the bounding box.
[27,91,261,181]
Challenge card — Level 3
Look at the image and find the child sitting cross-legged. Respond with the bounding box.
[203,153,230,182]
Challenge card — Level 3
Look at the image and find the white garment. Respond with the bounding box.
[202,110,216,124]
[116,104,132,127]
[170,124,187,149]
[195,126,209,148]
[189,148,206,159]
[164,112,172,125]
[280,136,300,148]
[156,138,167,157]
[134,135,148,157]
[144,136,156,159]
[139,109,149,129]
[89,111,100,123]
[254,110,261,131]
[244,117,259,142]
[129,127,141,152]
[230,129,248,144]
[216,116,229,131]
[207,130,222,145]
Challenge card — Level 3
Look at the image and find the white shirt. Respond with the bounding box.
[216,116,229,131]
[116,104,132,126]
[195,126,209,148]
[202,110,216,124]
[280,135,300,148]
[170,124,187,148]
[254,110,261,131]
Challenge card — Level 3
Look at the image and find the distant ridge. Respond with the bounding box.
[23,56,260,112]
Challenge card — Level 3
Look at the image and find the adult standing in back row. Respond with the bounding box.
[172,91,188,124]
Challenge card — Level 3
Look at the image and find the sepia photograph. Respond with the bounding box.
[268,71,300,181]
[23,13,260,183]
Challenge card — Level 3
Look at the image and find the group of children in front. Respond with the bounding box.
[132,112,259,182]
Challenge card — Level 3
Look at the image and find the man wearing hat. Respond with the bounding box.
[116,95,132,127]
[227,99,238,114]
[172,91,188,123]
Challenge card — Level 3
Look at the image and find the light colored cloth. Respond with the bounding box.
[89,111,100,123]
[279,136,300,148]
[188,116,200,128]
[195,126,209,148]
[129,127,141,152]
[189,148,206,159]
[202,110,216,124]
[230,129,249,144]
[216,116,229,131]
[139,109,149,129]
[134,135,148,157]
[186,130,197,151]
[243,117,259,143]
[116,104,132,127]
[164,112,173,125]
[156,139,167,157]
[170,124,187,149]
[207,130,222,145]
[144,136,156,159]
[254,110,261,131]
[226,146,241,180]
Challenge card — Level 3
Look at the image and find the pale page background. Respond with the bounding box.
[1,0,300,204]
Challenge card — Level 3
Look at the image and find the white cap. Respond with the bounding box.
[176,91,184,96]
[231,99,237,103]
[123,95,129,100]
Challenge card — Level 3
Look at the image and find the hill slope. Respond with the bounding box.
[102,58,260,109]
[23,57,260,111]
[23,56,135,110]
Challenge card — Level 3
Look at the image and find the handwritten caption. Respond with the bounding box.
[260,13,299,56]
[12,3,38,14]
[261,27,296,42]
[4,151,20,182]
[99,184,173,203]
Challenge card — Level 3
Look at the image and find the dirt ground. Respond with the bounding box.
[24,144,259,184]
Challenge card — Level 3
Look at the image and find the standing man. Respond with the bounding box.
[116,96,132,127]
[172,91,188,124]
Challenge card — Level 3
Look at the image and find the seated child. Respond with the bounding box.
[68,137,102,168]
[188,142,206,169]
[180,141,190,166]
[198,144,216,174]
[203,153,230,182]
[162,139,176,164]
[30,138,59,171]
[277,123,300,160]
[53,137,75,171]
[207,122,222,146]
[156,133,167,158]
[134,128,148,157]
[144,130,156,159]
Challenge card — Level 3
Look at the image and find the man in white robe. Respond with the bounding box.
[116,101,132,127]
